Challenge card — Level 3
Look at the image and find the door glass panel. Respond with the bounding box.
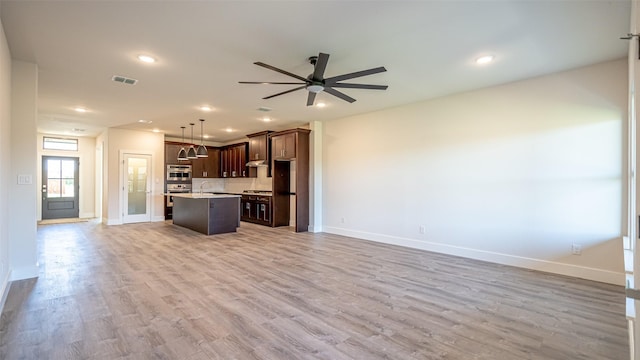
[61,160,75,178]
[47,178,61,198]
[62,178,75,197]
[47,159,60,179]
[47,159,76,198]
[127,157,148,215]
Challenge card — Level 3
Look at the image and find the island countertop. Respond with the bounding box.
[169,193,241,199]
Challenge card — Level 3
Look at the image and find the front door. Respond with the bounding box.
[42,156,80,219]
[122,153,152,223]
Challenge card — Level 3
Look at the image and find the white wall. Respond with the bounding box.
[0,14,12,303]
[9,60,38,281]
[36,134,96,220]
[104,128,165,224]
[323,59,627,285]
[96,132,108,222]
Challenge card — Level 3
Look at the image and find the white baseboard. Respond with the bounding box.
[106,216,164,225]
[80,212,95,219]
[10,264,39,281]
[324,226,625,286]
[0,270,11,315]
[308,225,323,233]
[105,217,123,225]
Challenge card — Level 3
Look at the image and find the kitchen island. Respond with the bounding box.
[171,193,241,235]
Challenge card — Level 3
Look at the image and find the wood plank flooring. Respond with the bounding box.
[0,220,629,359]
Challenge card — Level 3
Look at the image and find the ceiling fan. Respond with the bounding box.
[239,52,388,106]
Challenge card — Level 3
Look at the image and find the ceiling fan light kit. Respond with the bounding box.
[239,52,388,106]
[306,84,324,93]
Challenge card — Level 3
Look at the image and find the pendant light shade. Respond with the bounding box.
[177,126,188,161]
[196,119,208,158]
[187,123,197,159]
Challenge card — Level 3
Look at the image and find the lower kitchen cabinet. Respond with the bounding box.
[240,195,272,226]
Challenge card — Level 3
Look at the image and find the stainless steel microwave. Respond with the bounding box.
[167,164,192,182]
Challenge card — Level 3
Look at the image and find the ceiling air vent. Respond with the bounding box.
[112,75,138,85]
[257,107,272,112]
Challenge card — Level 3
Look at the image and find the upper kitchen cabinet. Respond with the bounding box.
[247,130,272,162]
[221,142,249,178]
[271,131,297,160]
[270,129,310,161]
[246,130,273,178]
[165,141,191,165]
[191,147,220,178]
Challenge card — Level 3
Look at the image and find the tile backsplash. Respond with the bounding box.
[192,166,272,193]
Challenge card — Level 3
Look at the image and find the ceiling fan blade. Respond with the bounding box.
[262,85,307,100]
[239,81,306,85]
[323,87,356,103]
[306,92,317,106]
[330,83,388,90]
[254,62,308,82]
[324,66,387,84]
[311,53,330,81]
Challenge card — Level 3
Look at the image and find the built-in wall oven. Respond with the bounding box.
[165,183,192,219]
[166,183,192,207]
[167,164,192,182]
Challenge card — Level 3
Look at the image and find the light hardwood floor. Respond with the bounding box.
[0,220,629,359]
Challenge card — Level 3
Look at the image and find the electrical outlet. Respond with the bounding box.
[572,244,582,255]
[419,225,425,234]
[340,217,345,224]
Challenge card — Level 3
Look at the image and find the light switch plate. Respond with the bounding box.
[17,174,32,185]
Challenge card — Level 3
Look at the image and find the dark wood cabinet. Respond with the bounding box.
[247,130,272,161]
[220,142,248,178]
[205,148,220,178]
[272,161,291,227]
[271,132,296,160]
[241,195,272,226]
[270,128,310,232]
[246,130,272,178]
[165,142,191,165]
[191,147,220,178]
[167,142,220,178]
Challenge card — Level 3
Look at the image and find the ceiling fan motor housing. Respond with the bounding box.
[239,52,388,106]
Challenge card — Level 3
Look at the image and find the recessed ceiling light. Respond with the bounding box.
[138,119,152,124]
[475,55,494,65]
[203,134,210,139]
[152,129,160,133]
[262,117,271,122]
[74,107,88,113]
[137,55,156,63]
[316,102,326,108]
[225,128,233,133]
[200,106,212,112]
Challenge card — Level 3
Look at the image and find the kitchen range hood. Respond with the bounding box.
[246,160,267,167]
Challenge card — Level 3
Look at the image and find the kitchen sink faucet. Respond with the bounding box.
[199,181,210,195]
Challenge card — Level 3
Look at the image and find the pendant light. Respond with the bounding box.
[196,119,208,158]
[187,123,197,159]
[177,126,188,161]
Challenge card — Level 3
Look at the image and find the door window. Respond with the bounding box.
[46,159,76,198]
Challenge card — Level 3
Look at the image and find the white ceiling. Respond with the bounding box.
[0,0,631,142]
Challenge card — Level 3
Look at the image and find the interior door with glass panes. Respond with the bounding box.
[122,153,152,223]
[42,156,79,219]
